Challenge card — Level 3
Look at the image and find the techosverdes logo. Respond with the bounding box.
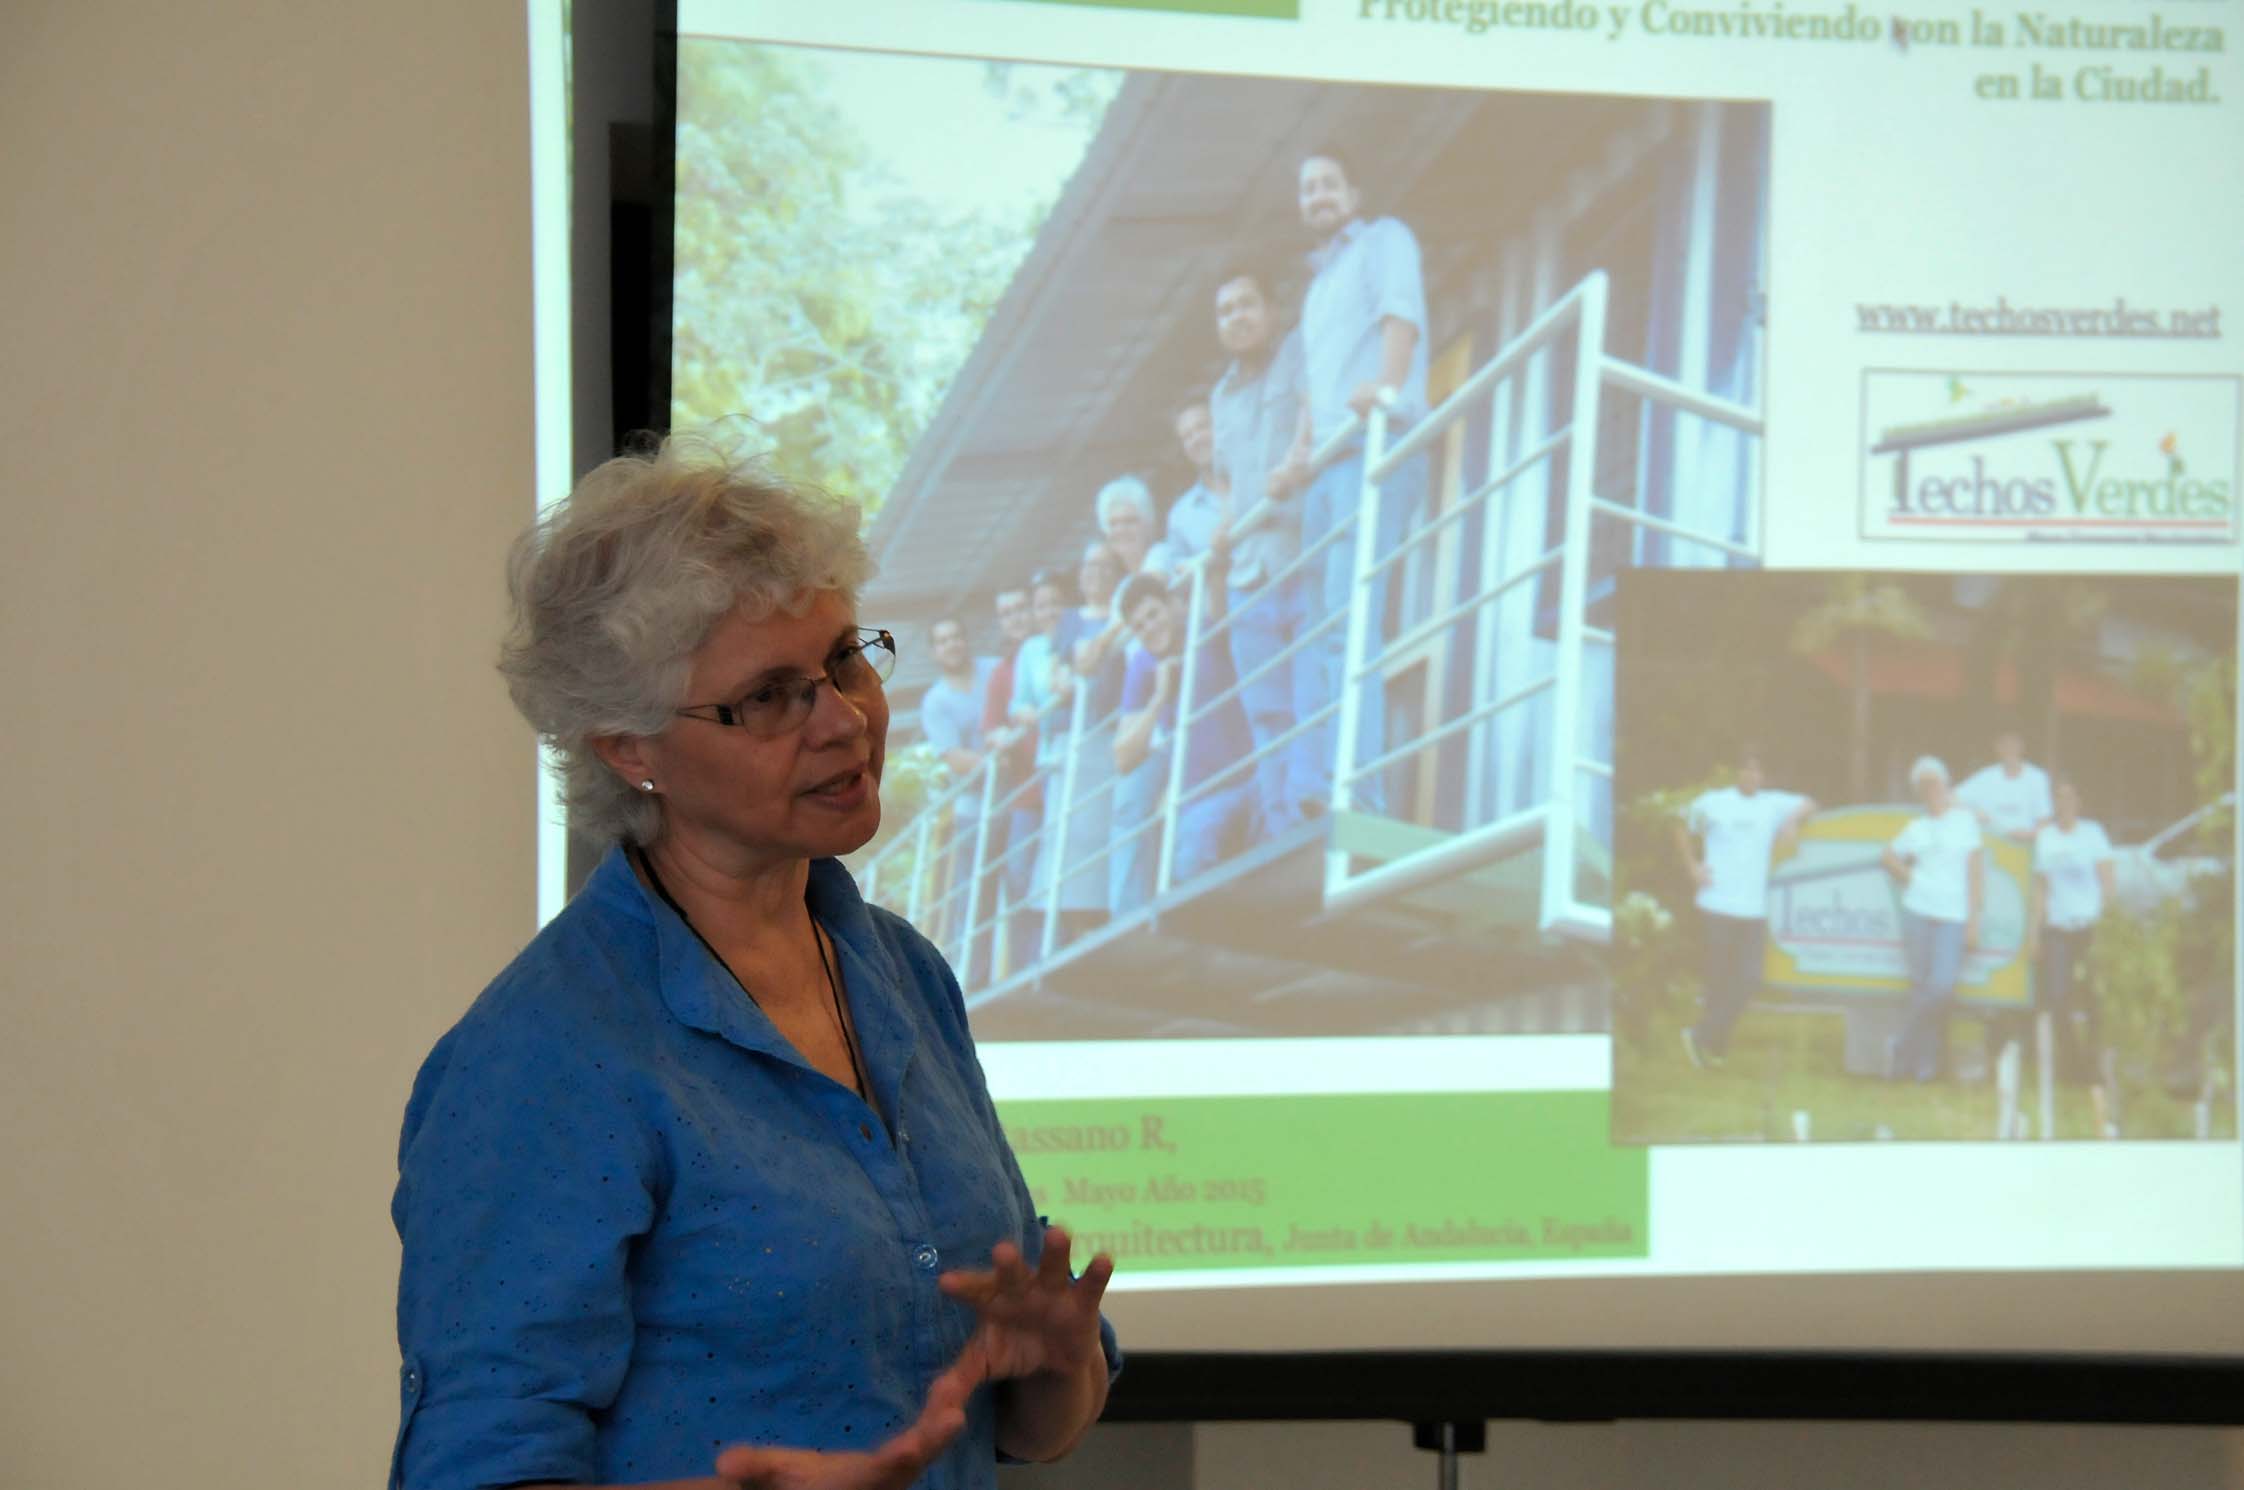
[1865,374,2238,536]
[1893,440,2232,522]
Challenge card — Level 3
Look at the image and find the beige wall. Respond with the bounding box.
[0,3,534,1485]
[2,5,2240,1488]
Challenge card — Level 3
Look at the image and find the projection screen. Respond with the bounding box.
[656,0,2243,1359]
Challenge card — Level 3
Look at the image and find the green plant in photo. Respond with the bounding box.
[1611,889,1682,1050]
[1612,772,1729,1052]
[2087,904,2184,1103]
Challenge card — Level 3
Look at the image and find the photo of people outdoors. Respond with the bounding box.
[1610,570,2238,1144]
[675,40,1769,1040]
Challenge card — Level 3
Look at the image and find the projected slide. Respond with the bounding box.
[671,0,2241,1310]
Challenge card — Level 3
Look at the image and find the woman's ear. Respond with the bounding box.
[590,733,656,791]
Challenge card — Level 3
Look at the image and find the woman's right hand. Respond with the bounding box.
[713,1363,971,1489]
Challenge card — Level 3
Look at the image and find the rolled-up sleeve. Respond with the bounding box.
[391,1018,661,1489]
[1364,218,1427,335]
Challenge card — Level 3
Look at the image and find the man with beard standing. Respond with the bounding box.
[1275,146,1430,821]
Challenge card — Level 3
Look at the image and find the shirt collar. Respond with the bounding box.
[1214,350,1275,399]
[584,845,917,1113]
[1308,216,1366,274]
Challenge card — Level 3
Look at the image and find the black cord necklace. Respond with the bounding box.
[634,847,871,1106]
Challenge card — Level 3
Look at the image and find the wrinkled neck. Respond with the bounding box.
[639,832,814,951]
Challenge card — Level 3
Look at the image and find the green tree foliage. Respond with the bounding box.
[2087,903,2186,1094]
[980,61,1120,132]
[671,45,1116,516]
[1958,578,2108,762]
[1787,574,1931,800]
[2179,650,2236,822]
[2097,633,2234,1120]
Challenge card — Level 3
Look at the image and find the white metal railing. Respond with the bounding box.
[1320,270,1761,939]
[858,268,1764,991]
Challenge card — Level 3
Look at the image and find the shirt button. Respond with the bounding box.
[403,1369,420,1393]
[859,1123,872,1141]
[913,1243,940,1271]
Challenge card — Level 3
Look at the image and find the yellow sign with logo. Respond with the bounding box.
[1762,806,2032,1008]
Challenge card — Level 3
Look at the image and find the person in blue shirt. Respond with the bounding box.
[1205,263,1307,838]
[1161,393,1230,564]
[1112,570,1258,890]
[1272,146,1432,821]
[393,432,1119,1490]
[1006,568,1107,954]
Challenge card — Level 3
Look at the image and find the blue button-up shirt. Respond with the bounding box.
[391,847,1119,1489]
[1301,216,1430,455]
[1208,329,1305,592]
[920,657,998,821]
[1122,640,1253,797]
[1162,479,1229,564]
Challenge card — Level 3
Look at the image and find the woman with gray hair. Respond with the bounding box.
[1092,474,1175,581]
[1881,754,1986,1083]
[391,433,1117,1490]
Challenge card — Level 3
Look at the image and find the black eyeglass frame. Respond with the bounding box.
[674,627,897,735]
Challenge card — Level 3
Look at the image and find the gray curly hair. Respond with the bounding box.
[499,430,875,847]
[1094,474,1155,533]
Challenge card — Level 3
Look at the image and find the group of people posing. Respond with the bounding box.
[1672,729,2123,1124]
[911,147,1436,981]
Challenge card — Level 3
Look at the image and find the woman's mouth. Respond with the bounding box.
[804,765,871,809]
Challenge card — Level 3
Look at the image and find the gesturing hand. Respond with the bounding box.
[712,1361,971,1490]
[936,1227,1114,1391]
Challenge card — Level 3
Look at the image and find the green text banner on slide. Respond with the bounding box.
[1003,1091,1645,1272]
[666,0,2243,1353]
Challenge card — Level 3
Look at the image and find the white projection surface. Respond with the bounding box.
[665,0,2243,1356]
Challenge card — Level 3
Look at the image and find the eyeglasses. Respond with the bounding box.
[675,628,897,738]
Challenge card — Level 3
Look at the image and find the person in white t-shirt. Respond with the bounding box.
[1955,728,2053,845]
[2029,775,2121,1125]
[1881,755,1985,1083]
[1672,746,1817,1067]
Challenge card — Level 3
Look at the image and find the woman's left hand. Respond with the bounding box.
[937,1226,1113,1389]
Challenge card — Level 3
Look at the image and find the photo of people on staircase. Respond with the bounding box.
[673,39,1769,1038]
[1610,570,2238,1144]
